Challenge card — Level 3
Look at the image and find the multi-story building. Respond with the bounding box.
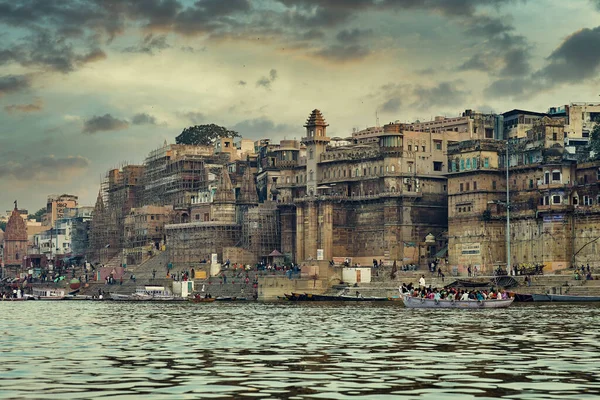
[43,194,78,227]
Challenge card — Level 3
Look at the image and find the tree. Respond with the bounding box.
[31,207,46,222]
[590,119,600,160]
[0,221,5,231]
[175,124,240,146]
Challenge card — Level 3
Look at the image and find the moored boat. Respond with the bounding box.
[190,297,216,303]
[548,294,600,302]
[402,295,514,309]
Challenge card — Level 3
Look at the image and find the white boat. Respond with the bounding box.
[402,295,514,309]
[32,287,66,300]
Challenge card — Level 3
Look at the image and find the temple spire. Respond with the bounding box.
[238,166,258,205]
[214,165,235,203]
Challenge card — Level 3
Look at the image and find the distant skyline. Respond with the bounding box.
[1,0,600,212]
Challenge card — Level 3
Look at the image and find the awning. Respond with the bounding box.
[434,246,448,258]
[268,250,283,257]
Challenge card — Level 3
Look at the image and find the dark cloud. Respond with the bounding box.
[0,155,90,181]
[179,111,205,124]
[457,55,489,72]
[238,80,247,86]
[412,82,469,110]
[336,28,373,42]
[0,32,106,74]
[0,75,31,96]
[499,48,530,76]
[535,26,600,84]
[4,98,43,113]
[83,114,129,133]
[313,44,370,62]
[379,97,401,114]
[256,68,278,89]
[232,116,297,139]
[299,29,325,40]
[592,0,600,11]
[484,77,530,98]
[131,113,157,125]
[123,34,170,54]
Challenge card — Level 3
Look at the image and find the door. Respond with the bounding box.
[356,269,361,283]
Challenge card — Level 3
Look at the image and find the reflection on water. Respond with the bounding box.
[1,302,600,399]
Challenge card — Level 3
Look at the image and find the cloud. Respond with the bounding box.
[0,74,30,96]
[313,44,370,62]
[256,68,278,89]
[131,112,157,125]
[335,28,373,43]
[238,80,247,86]
[457,55,489,72]
[535,26,600,84]
[484,77,533,98]
[4,98,43,113]
[378,81,469,112]
[83,114,129,134]
[499,48,530,76]
[0,155,90,182]
[412,82,469,110]
[123,34,170,54]
[379,97,401,114]
[178,111,205,124]
[232,116,297,139]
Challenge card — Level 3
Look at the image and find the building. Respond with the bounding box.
[2,202,28,273]
[43,194,78,227]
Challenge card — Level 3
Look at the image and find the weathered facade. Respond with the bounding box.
[3,203,28,267]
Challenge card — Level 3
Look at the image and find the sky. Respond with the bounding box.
[1,0,600,213]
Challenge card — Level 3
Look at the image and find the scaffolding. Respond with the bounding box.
[241,202,281,261]
[141,143,221,207]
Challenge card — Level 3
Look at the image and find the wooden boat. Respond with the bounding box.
[190,297,216,303]
[285,292,391,302]
[531,293,551,302]
[548,294,600,302]
[32,287,66,300]
[402,295,514,309]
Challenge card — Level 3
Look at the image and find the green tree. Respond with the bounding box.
[175,124,240,146]
[590,119,600,160]
[0,221,6,231]
[31,207,46,222]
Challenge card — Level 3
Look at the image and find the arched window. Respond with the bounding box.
[391,165,395,172]
[309,148,314,160]
[309,170,314,181]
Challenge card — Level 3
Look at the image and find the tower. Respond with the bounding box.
[303,109,330,196]
[3,200,28,269]
[212,165,236,223]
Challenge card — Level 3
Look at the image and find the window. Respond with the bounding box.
[466,182,470,191]
[309,148,314,159]
[151,215,155,220]
[391,165,395,172]
[472,157,477,169]
[544,171,550,184]
[573,196,579,206]
[460,159,465,171]
[552,132,558,141]
[552,171,561,182]
[195,214,200,220]
[529,179,534,189]
[434,140,442,150]
[484,158,489,168]
[583,195,592,206]
[552,195,561,204]
[433,161,443,171]
[408,162,413,173]
[473,181,477,190]
[460,183,464,192]
[204,213,209,221]
[466,158,471,170]
[422,146,426,152]
[317,129,322,136]
[355,168,359,177]
[443,185,447,191]
[408,145,412,151]
[492,181,497,190]
[584,175,589,184]
[309,170,314,181]
[364,168,367,176]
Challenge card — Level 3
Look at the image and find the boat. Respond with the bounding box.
[31,287,66,300]
[535,294,600,302]
[190,297,216,303]
[285,292,391,302]
[402,295,514,309]
[215,296,248,301]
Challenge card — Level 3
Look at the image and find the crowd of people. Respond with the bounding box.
[400,282,510,301]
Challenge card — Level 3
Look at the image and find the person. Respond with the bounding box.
[152,269,156,279]
[467,266,472,277]
[419,275,426,288]
[437,267,442,277]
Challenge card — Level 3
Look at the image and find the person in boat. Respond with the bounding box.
[419,275,426,288]
[460,291,470,301]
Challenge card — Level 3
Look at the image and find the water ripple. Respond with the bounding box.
[1,302,599,399]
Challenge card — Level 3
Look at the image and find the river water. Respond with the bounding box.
[1,301,599,399]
